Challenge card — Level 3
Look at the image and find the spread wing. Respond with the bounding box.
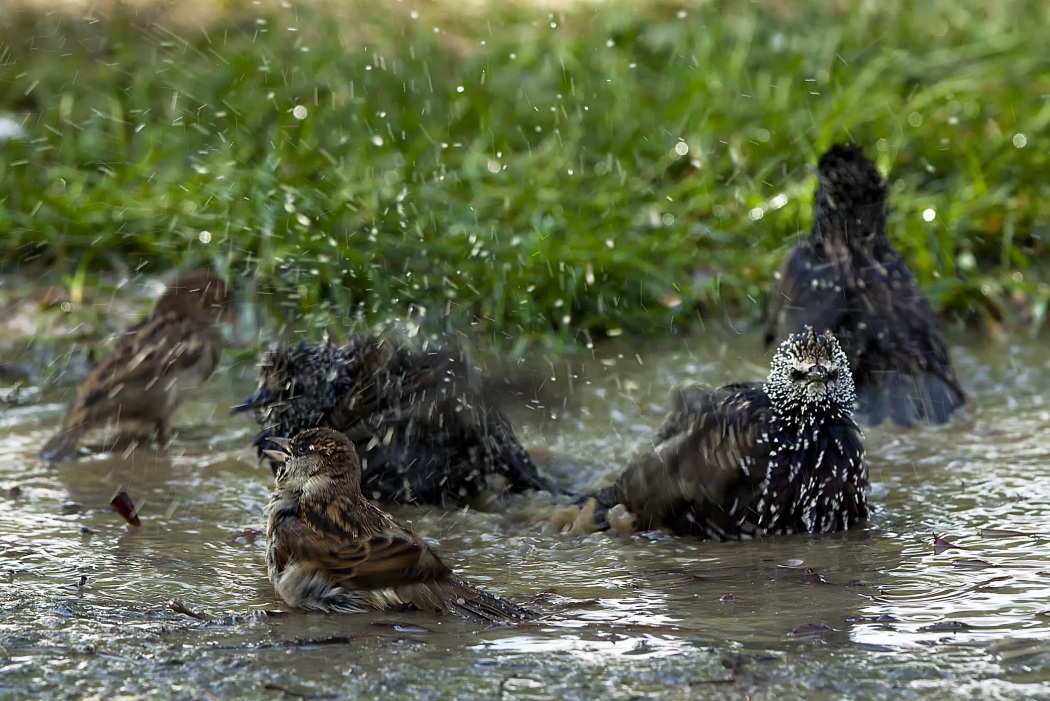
[603,383,771,535]
[276,497,452,592]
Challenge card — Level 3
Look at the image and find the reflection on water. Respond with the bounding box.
[2,331,1050,700]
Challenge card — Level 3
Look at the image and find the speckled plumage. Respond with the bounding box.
[597,327,868,540]
[233,337,559,507]
[764,143,965,426]
[265,428,533,622]
[40,270,230,462]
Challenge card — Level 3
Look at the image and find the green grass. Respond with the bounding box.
[1,0,1048,347]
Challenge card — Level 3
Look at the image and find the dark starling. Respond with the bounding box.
[40,270,231,463]
[264,428,533,622]
[232,336,561,506]
[596,327,868,540]
[764,143,965,426]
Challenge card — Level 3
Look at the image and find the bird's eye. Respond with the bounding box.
[789,368,806,381]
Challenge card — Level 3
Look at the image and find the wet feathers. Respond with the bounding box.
[764,143,965,426]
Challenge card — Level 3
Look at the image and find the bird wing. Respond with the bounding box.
[608,383,771,531]
[326,337,471,430]
[849,247,965,424]
[75,311,221,410]
[764,242,851,346]
[279,497,453,592]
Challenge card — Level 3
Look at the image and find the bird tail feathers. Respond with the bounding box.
[858,371,964,427]
[39,425,87,463]
[418,576,535,624]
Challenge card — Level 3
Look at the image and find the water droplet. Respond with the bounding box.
[907,112,923,127]
[292,105,307,120]
[487,159,501,173]
[749,207,764,221]
[1012,133,1027,148]
[922,208,936,222]
[674,141,689,156]
[456,85,465,93]
[372,135,384,146]
[198,231,212,244]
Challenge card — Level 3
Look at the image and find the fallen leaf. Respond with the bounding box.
[804,568,830,585]
[952,559,994,569]
[919,621,969,632]
[169,599,209,621]
[791,623,834,638]
[933,532,960,554]
[980,528,1040,538]
[110,490,141,527]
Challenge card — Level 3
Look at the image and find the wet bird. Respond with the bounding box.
[595,327,868,539]
[264,428,533,622]
[233,336,561,507]
[764,143,965,426]
[40,269,231,462]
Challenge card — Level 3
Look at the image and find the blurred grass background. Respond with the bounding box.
[1,0,1048,348]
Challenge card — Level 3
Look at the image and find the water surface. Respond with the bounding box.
[2,331,1049,700]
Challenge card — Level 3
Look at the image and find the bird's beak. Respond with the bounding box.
[261,436,292,464]
[804,365,829,385]
[231,388,271,414]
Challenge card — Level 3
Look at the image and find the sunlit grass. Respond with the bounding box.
[1,0,1048,347]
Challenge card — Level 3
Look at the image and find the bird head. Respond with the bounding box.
[813,143,888,245]
[231,341,344,425]
[264,427,362,491]
[765,326,855,417]
[156,269,232,322]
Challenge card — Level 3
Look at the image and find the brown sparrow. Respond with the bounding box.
[40,269,230,462]
[264,427,533,623]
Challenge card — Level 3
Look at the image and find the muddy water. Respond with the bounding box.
[2,332,1049,700]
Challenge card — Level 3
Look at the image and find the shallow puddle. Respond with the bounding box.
[2,330,1049,700]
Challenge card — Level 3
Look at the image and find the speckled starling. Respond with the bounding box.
[40,269,231,463]
[764,143,965,426]
[232,336,561,506]
[596,327,868,540]
[264,428,533,622]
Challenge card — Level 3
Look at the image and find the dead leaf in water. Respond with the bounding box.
[263,682,339,699]
[169,599,210,621]
[952,558,994,569]
[980,528,1042,538]
[803,568,830,585]
[232,527,264,544]
[790,623,834,638]
[109,490,141,527]
[932,532,960,554]
[919,621,969,632]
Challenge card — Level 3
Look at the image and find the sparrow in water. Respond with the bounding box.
[764,143,964,426]
[264,427,533,622]
[234,337,562,506]
[596,327,868,540]
[40,269,231,462]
